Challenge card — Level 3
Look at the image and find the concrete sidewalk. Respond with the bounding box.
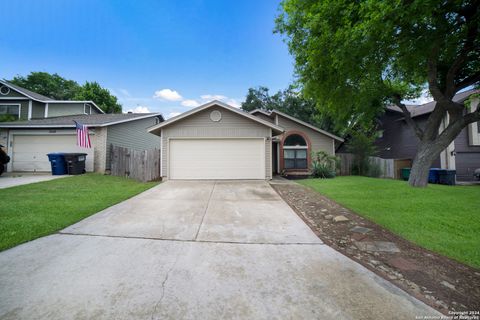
[0,180,441,319]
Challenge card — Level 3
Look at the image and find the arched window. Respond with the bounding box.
[283,134,308,169]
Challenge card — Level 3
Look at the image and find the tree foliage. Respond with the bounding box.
[9,72,122,113]
[10,72,80,100]
[242,85,341,135]
[276,0,480,186]
[74,81,122,114]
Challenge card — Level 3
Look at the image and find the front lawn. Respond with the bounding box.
[299,176,480,268]
[0,174,158,251]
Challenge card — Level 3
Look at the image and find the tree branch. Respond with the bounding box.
[445,18,479,97]
[392,94,424,140]
[455,72,480,93]
[426,46,447,103]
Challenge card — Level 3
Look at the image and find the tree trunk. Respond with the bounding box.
[408,138,451,187]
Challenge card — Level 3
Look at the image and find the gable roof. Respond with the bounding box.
[148,100,285,135]
[250,109,344,142]
[0,113,163,128]
[386,89,479,118]
[0,79,105,114]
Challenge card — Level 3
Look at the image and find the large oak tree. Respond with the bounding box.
[275,0,480,187]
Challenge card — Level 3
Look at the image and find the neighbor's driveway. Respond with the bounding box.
[0,173,69,189]
[0,181,439,319]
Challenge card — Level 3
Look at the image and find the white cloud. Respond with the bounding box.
[126,106,151,113]
[181,99,200,107]
[225,98,241,108]
[153,89,183,101]
[167,112,181,119]
[200,94,227,101]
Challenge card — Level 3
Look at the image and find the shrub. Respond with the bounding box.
[346,131,377,176]
[311,151,338,179]
[367,160,383,178]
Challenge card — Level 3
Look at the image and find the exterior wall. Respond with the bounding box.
[276,115,334,155]
[0,129,8,149]
[31,101,45,119]
[275,115,335,173]
[105,117,161,170]
[453,123,480,181]
[47,103,85,117]
[88,104,102,114]
[93,127,107,173]
[374,111,441,167]
[161,106,272,179]
[0,86,28,98]
[0,99,29,120]
[254,113,274,123]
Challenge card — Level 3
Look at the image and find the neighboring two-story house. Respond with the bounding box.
[374,89,480,181]
[0,80,163,173]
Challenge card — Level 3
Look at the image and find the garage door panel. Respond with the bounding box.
[169,139,265,180]
[12,135,94,172]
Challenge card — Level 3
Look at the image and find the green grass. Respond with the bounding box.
[298,176,480,269]
[0,174,158,251]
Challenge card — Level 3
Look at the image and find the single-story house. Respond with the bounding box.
[148,100,343,180]
[0,113,163,173]
[373,89,480,181]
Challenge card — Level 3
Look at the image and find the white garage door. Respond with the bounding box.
[12,135,94,172]
[169,139,265,180]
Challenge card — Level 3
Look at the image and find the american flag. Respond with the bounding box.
[73,120,91,148]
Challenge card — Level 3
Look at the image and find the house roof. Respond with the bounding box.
[250,109,344,142]
[386,89,479,118]
[0,113,163,128]
[148,100,285,135]
[0,79,105,114]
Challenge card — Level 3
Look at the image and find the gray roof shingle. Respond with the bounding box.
[386,89,479,117]
[0,113,163,128]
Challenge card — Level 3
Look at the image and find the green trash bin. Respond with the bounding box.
[401,168,411,181]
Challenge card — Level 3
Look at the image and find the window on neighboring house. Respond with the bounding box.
[283,134,308,169]
[0,104,20,119]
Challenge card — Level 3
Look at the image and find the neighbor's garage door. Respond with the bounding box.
[12,135,94,172]
[169,139,265,179]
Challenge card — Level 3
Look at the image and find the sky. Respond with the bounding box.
[0,0,294,118]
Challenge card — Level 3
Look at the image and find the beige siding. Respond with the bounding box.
[31,101,45,119]
[254,113,274,123]
[48,103,85,117]
[161,107,272,179]
[277,115,334,155]
[105,117,160,169]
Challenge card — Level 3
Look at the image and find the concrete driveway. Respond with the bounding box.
[0,180,439,319]
[0,173,69,189]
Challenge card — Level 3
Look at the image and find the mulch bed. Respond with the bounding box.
[271,181,480,315]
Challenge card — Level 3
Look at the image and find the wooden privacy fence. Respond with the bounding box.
[337,153,395,179]
[110,145,161,182]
